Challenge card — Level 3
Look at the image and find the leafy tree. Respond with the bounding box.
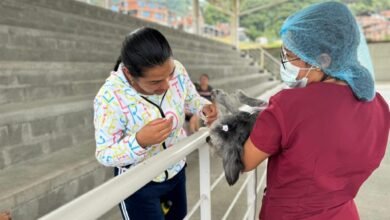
[348,0,390,15]
[203,4,230,25]
[202,0,390,41]
[201,0,319,40]
[240,0,318,40]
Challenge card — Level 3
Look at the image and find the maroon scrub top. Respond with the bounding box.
[250,83,389,220]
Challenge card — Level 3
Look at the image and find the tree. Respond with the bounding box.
[203,4,230,25]
[347,0,390,15]
[240,0,318,41]
[240,0,390,41]
[201,0,390,41]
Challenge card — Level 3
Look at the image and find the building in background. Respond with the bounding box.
[116,0,170,26]
[110,0,200,32]
[76,0,226,37]
[357,10,390,42]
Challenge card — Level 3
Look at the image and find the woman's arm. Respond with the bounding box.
[242,137,270,172]
[242,100,283,171]
[94,92,146,167]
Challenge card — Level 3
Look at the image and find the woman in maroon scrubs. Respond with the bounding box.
[241,2,390,220]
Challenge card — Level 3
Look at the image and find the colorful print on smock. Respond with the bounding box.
[93,60,211,182]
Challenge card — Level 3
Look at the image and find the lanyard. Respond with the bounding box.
[141,91,169,181]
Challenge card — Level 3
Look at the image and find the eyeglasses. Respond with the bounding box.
[280,46,300,70]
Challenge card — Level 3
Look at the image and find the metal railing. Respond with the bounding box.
[242,47,281,80]
[39,85,284,220]
[39,130,211,220]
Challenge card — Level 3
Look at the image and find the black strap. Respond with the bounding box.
[141,91,167,118]
[140,91,169,181]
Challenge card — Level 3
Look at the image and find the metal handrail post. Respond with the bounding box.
[246,169,258,220]
[198,143,211,220]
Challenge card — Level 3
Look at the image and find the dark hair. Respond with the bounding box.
[200,73,209,79]
[113,56,121,71]
[118,27,173,77]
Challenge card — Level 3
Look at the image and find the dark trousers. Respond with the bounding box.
[114,167,187,220]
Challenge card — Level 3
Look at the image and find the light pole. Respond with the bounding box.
[193,0,201,34]
[232,0,240,49]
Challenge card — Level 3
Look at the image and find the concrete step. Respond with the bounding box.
[174,49,251,66]
[0,79,103,105]
[0,62,260,85]
[0,95,94,169]
[180,57,252,67]
[0,124,93,170]
[0,2,120,42]
[0,22,244,58]
[212,73,272,93]
[0,24,119,52]
[0,45,117,62]
[244,81,282,97]
[0,140,113,220]
[0,61,260,104]
[0,24,243,63]
[0,62,112,86]
[0,94,94,128]
[0,44,244,65]
[10,0,235,52]
[0,1,236,55]
[212,73,270,87]
[0,60,256,88]
[186,65,263,80]
[174,49,249,66]
[0,62,255,88]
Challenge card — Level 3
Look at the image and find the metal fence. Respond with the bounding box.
[39,85,284,220]
[242,47,281,80]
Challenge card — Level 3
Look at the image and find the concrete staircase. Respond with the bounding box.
[0,0,279,219]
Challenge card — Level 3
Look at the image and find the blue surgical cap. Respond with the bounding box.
[280,1,375,101]
[357,25,375,80]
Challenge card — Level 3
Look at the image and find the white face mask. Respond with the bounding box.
[280,62,314,88]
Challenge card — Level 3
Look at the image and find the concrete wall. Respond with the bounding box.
[369,42,390,81]
[0,0,279,219]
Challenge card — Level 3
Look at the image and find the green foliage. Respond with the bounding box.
[202,0,390,41]
[240,0,318,41]
[203,4,230,25]
[166,0,192,16]
[206,0,233,11]
[347,0,390,15]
